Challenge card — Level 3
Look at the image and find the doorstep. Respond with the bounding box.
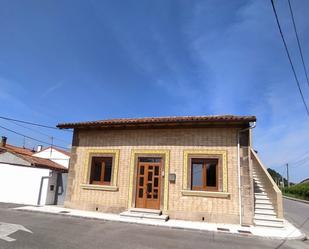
[13,205,306,240]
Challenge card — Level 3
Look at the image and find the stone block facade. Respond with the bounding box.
[65,127,254,224]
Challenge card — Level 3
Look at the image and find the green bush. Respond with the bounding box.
[283,182,309,201]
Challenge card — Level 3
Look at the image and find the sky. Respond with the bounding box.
[0,0,309,182]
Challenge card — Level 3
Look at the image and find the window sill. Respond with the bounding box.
[80,184,119,191]
[181,190,230,198]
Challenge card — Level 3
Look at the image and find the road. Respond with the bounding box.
[283,198,309,237]
[0,202,308,249]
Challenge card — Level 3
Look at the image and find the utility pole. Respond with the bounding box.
[286,163,290,187]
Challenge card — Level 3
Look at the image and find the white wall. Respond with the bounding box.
[0,163,52,205]
[33,147,70,168]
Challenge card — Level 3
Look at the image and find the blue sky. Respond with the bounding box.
[0,0,309,182]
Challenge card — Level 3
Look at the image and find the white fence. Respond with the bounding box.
[0,163,56,205]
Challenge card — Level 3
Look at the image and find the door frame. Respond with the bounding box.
[128,150,170,211]
[135,158,163,209]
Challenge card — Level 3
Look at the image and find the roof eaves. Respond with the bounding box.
[57,115,257,129]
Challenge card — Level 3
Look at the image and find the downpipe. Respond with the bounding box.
[237,122,256,226]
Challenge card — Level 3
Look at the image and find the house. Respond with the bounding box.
[0,136,70,206]
[33,146,70,168]
[57,115,283,227]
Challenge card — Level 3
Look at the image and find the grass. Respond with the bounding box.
[282,182,309,201]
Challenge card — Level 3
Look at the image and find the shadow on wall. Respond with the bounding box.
[55,173,68,205]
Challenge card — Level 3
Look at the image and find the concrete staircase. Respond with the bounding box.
[253,170,284,228]
[120,208,169,222]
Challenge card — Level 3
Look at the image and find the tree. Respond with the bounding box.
[267,168,288,187]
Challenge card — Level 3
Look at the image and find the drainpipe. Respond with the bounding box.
[237,122,256,226]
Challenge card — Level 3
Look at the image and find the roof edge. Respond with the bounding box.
[57,115,256,129]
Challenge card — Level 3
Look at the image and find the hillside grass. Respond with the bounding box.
[282,182,309,201]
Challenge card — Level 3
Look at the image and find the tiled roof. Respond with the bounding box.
[3,144,35,156]
[57,115,256,129]
[0,144,68,172]
[15,153,67,171]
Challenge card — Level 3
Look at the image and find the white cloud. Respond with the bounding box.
[40,81,64,98]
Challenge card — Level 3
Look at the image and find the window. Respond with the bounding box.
[90,157,113,185]
[191,158,218,191]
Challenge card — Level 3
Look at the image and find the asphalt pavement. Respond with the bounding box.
[0,202,308,249]
[283,198,309,237]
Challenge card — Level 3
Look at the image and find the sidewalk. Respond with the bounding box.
[14,205,306,240]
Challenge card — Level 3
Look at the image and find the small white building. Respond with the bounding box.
[0,137,70,206]
[33,146,70,168]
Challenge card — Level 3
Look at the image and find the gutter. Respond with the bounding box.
[237,122,256,225]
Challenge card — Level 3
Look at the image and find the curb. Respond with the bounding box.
[283,196,309,205]
[13,207,306,241]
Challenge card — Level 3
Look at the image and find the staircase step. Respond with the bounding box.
[254,190,267,194]
[254,214,283,222]
[255,209,276,215]
[254,220,284,228]
[255,196,269,201]
[254,186,265,190]
[255,203,274,209]
[253,182,264,186]
[129,208,162,215]
[120,211,169,221]
[255,193,269,198]
[255,199,271,204]
[254,192,268,196]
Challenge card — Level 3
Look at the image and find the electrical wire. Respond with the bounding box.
[0,124,69,150]
[270,0,309,116]
[3,118,70,144]
[0,116,72,132]
[289,156,309,168]
[288,0,309,88]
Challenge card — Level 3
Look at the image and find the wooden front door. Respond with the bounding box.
[135,157,162,209]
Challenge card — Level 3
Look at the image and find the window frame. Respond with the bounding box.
[191,158,219,191]
[86,152,117,186]
[90,156,113,186]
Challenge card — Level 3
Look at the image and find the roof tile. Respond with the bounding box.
[0,144,68,171]
[57,115,256,129]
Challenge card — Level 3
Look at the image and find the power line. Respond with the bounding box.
[3,118,70,144]
[287,149,309,167]
[0,124,69,150]
[288,0,309,88]
[290,156,309,168]
[0,116,72,132]
[270,0,309,116]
